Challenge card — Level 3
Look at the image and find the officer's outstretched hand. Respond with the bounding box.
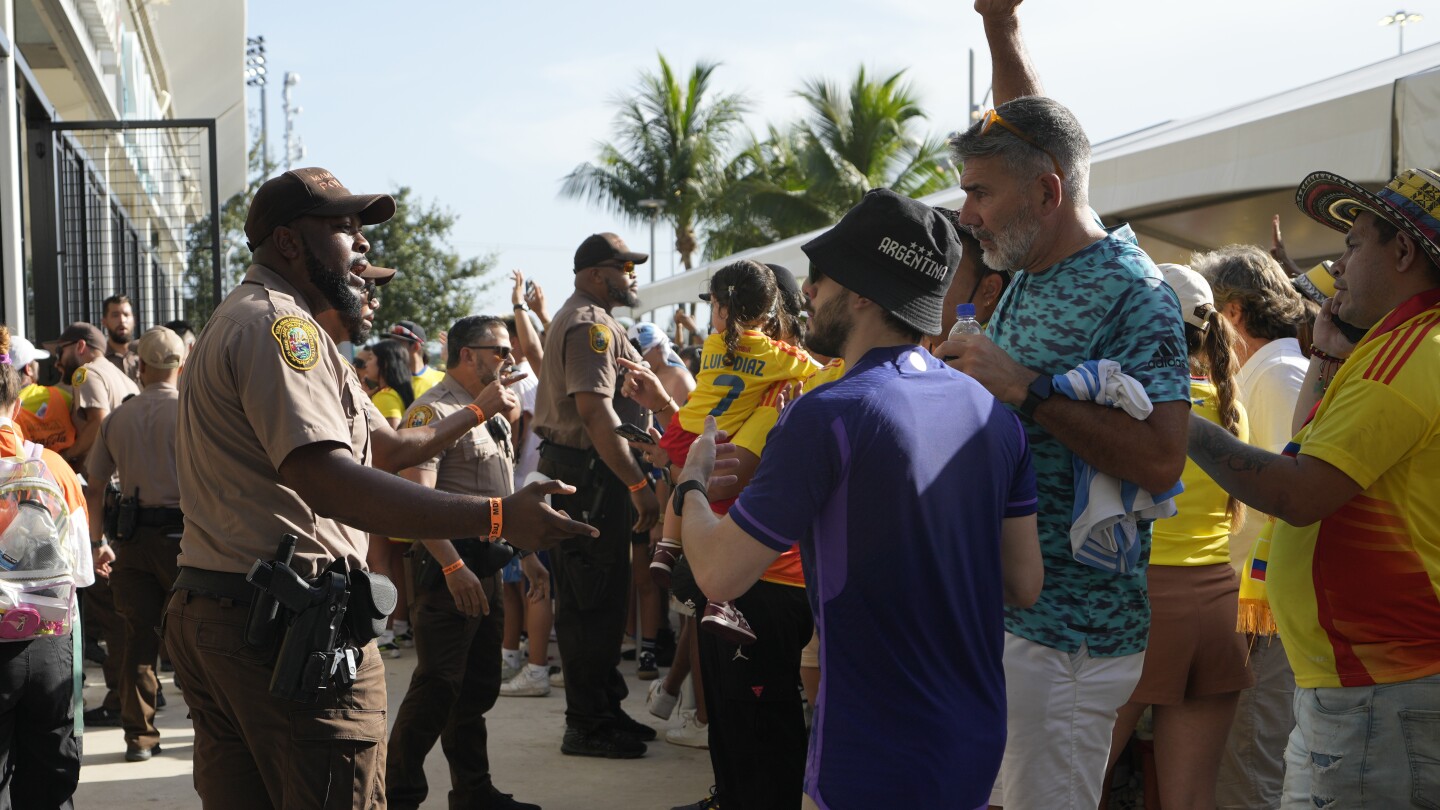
[502,480,599,552]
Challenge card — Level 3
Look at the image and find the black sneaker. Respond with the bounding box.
[611,711,658,742]
[561,727,646,759]
[485,787,541,810]
[637,650,659,681]
[84,706,121,727]
[156,685,166,709]
[671,786,720,810]
[84,638,107,666]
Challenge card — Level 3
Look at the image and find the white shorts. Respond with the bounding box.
[991,632,1145,809]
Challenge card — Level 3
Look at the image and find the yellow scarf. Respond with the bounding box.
[1236,516,1280,636]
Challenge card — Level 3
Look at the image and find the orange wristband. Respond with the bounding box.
[627,479,648,493]
[488,497,503,540]
[442,559,465,576]
[465,404,485,424]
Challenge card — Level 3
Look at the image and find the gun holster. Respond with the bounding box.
[114,491,140,543]
[246,540,380,704]
[102,483,121,541]
[345,569,397,644]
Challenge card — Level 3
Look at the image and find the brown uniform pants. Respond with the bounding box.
[163,589,387,810]
[385,570,502,810]
[110,522,181,750]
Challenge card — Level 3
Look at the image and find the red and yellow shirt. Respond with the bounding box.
[1269,289,1440,688]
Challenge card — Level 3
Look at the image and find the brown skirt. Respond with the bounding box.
[1129,562,1255,704]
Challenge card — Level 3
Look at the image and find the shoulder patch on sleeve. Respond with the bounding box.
[588,323,612,354]
[71,367,88,387]
[271,316,322,371]
[406,404,438,428]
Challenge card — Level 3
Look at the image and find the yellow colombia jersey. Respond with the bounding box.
[732,357,844,461]
[679,331,818,437]
[414,366,445,397]
[1151,377,1248,567]
[1267,295,1440,689]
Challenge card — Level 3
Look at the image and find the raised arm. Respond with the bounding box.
[977,0,1043,104]
[371,373,522,472]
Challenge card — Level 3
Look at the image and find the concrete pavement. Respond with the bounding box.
[76,646,713,809]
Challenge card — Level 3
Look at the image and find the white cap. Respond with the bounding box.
[9,336,49,369]
[1157,263,1215,331]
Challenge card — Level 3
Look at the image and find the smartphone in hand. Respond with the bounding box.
[614,423,655,445]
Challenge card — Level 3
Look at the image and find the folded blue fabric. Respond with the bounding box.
[1053,360,1183,574]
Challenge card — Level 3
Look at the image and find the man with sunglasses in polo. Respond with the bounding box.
[532,232,662,757]
[939,1,1190,806]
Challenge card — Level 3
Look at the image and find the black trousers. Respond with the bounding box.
[697,580,812,810]
[386,569,504,810]
[539,454,634,734]
[0,635,80,810]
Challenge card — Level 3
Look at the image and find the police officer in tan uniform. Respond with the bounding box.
[46,321,138,464]
[166,167,595,810]
[85,326,186,762]
[533,232,661,758]
[387,315,542,810]
[46,320,138,727]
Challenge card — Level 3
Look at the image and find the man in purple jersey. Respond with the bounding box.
[674,188,1043,810]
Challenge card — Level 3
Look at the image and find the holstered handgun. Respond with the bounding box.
[114,488,140,543]
[244,534,296,648]
[102,482,121,541]
[247,544,356,703]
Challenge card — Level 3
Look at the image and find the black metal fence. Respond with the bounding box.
[28,119,220,339]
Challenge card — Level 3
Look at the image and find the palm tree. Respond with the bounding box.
[703,68,953,259]
[561,55,748,271]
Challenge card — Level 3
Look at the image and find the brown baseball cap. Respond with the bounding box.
[44,322,106,351]
[244,167,397,250]
[136,326,187,370]
[573,233,648,272]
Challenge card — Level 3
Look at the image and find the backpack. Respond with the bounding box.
[0,442,79,640]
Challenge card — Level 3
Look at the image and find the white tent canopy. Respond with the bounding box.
[633,44,1440,317]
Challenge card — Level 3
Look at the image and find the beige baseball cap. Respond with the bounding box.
[137,326,187,370]
[1157,263,1216,331]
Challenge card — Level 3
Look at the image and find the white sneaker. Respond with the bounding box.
[647,680,678,720]
[548,666,565,689]
[499,665,551,697]
[665,709,709,749]
[500,661,522,683]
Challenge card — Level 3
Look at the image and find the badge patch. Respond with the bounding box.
[406,404,437,428]
[71,367,88,387]
[271,316,321,371]
[588,324,611,354]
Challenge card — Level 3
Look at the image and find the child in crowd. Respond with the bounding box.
[649,259,819,642]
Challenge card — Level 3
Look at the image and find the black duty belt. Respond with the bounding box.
[173,567,254,604]
[138,506,184,527]
[538,441,591,468]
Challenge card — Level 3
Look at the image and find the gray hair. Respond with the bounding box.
[949,96,1091,208]
[1191,244,1306,341]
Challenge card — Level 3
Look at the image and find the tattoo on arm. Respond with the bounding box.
[1190,417,1275,474]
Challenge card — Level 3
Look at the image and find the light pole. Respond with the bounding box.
[282,72,305,170]
[638,199,663,284]
[245,36,268,166]
[1380,10,1424,55]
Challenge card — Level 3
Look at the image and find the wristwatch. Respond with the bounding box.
[513,303,530,312]
[672,479,707,517]
[1019,374,1053,420]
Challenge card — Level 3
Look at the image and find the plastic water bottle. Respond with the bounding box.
[0,500,59,572]
[948,303,983,338]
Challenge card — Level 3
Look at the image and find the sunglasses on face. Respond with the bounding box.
[598,260,637,277]
[466,344,512,360]
[977,109,1066,180]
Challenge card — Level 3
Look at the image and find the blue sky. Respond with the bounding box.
[248,0,1439,315]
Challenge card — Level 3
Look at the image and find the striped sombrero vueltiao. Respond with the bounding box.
[1295,168,1440,267]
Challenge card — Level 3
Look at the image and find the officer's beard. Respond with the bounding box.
[605,278,640,309]
[110,329,132,346]
[302,242,370,344]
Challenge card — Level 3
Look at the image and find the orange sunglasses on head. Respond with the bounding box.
[978,109,1066,180]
